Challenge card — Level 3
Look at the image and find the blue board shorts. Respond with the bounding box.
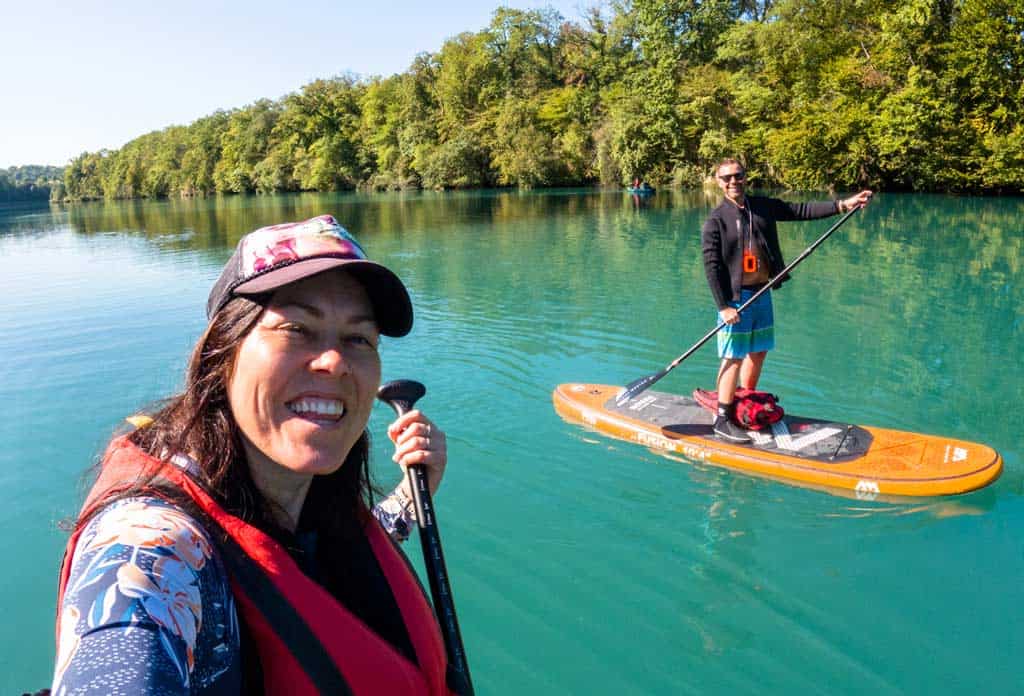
[716,287,775,359]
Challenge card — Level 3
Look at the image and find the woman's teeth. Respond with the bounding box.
[287,398,345,419]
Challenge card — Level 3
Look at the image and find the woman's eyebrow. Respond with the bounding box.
[275,301,377,326]
[276,300,323,318]
[345,313,379,327]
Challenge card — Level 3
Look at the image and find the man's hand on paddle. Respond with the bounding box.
[719,307,741,325]
[838,190,873,213]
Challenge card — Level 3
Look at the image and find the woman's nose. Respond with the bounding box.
[310,347,350,375]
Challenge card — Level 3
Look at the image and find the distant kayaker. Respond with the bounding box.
[702,158,872,442]
[52,215,458,694]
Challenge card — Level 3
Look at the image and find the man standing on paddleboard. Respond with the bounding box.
[702,158,872,442]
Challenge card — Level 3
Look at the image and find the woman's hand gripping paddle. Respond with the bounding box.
[615,206,862,406]
[377,380,474,696]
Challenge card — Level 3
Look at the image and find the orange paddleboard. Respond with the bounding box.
[553,383,1002,498]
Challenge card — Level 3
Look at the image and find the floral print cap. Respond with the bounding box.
[206,214,413,336]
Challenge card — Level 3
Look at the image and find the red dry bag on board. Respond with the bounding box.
[693,387,785,431]
[732,388,784,430]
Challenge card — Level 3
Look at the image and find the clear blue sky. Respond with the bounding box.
[0,0,591,168]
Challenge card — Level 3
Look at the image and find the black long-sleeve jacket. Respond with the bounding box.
[701,195,840,310]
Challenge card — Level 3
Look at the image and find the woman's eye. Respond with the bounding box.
[347,334,378,350]
[279,323,308,336]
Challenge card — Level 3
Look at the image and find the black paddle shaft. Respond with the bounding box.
[616,206,862,406]
[376,379,474,696]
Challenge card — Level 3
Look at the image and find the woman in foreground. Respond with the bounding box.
[52,215,455,694]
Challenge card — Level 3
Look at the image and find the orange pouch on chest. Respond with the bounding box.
[742,250,758,273]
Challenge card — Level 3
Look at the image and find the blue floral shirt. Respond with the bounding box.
[52,494,414,694]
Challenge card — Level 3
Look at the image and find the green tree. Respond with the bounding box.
[179,112,229,196]
[491,94,563,187]
[214,100,281,193]
[485,7,564,95]
[276,76,366,191]
[946,0,1024,190]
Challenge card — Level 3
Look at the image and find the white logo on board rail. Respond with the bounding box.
[855,480,880,501]
[636,431,675,450]
[943,445,969,463]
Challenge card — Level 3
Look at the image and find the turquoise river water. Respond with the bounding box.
[1,189,1021,694]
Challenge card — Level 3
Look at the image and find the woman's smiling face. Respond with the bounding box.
[227,269,382,481]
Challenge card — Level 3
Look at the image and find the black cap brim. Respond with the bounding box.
[226,257,413,337]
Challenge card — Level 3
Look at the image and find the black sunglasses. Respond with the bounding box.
[718,172,746,182]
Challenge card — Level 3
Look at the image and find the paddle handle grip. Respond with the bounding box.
[377,380,474,695]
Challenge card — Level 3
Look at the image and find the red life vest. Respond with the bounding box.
[56,437,454,695]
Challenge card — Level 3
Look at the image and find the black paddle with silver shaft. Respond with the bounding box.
[377,379,474,696]
[615,206,862,407]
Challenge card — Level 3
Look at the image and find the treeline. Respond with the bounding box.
[58,0,1024,201]
[1,165,63,203]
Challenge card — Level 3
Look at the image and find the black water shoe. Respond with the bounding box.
[713,415,751,443]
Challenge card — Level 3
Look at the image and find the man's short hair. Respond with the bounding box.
[715,157,744,173]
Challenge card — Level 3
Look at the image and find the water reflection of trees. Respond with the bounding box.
[58,190,1022,285]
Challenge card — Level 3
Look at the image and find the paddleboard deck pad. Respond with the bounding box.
[553,383,1002,498]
